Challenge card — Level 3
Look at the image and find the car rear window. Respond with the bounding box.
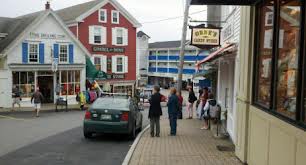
[91,97,130,110]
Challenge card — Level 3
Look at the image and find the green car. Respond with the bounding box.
[83,97,143,139]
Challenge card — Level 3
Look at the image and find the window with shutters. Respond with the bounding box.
[112,10,119,24]
[28,43,39,63]
[99,9,107,23]
[116,28,123,45]
[59,45,68,63]
[116,57,124,73]
[94,57,102,71]
[94,27,102,44]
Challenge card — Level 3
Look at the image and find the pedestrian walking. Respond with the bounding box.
[12,86,21,111]
[187,87,197,119]
[167,88,179,136]
[177,91,183,119]
[31,88,44,117]
[148,86,163,137]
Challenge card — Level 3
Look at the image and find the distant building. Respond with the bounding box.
[136,31,150,87]
[147,40,208,89]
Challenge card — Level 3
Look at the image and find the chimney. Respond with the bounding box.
[45,1,50,10]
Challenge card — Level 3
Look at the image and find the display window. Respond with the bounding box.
[254,0,274,107]
[60,70,81,95]
[253,0,305,127]
[12,72,35,97]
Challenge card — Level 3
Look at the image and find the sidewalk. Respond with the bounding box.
[0,104,81,113]
[129,118,242,165]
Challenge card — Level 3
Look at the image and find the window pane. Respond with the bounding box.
[28,72,34,84]
[75,71,80,82]
[13,72,19,85]
[100,10,106,21]
[94,27,102,43]
[68,71,74,83]
[94,57,101,70]
[255,0,274,106]
[59,45,68,62]
[20,72,27,84]
[61,71,67,83]
[29,44,38,62]
[276,0,301,119]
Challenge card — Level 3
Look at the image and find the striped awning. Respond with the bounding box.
[190,0,259,5]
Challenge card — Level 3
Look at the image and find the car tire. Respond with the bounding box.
[84,131,93,139]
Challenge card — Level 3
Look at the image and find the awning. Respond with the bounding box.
[190,0,260,5]
[196,43,236,67]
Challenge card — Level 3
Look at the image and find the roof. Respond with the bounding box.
[190,0,259,5]
[56,0,102,23]
[149,40,191,49]
[137,31,150,38]
[0,11,43,53]
[0,10,91,59]
[55,0,141,27]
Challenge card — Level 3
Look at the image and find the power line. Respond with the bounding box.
[140,9,207,24]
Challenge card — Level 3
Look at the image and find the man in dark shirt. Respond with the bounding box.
[12,86,21,111]
[148,86,163,137]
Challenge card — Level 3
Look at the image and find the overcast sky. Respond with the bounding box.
[0,0,207,42]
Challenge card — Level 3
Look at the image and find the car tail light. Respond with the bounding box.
[121,112,129,121]
[85,111,91,119]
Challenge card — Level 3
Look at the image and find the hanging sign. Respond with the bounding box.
[52,58,58,72]
[191,28,220,46]
[92,46,125,53]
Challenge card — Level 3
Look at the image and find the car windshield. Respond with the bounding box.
[91,97,130,110]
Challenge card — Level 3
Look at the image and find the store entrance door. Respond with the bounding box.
[37,76,54,103]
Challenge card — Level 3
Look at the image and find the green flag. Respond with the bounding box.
[86,57,107,80]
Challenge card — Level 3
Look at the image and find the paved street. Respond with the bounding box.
[0,108,150,165]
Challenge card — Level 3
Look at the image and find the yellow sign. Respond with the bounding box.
[191,28,220,46]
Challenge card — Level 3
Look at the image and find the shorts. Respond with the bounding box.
[13,98,21,104]
[34,103,41,109]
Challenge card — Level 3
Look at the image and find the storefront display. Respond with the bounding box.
[254,0,305,124]
[12,72,35,97]
[60,70,81,96]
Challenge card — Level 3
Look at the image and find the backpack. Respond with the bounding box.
[76,94,80,102]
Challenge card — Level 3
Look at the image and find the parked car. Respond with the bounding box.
[83,96,143,139]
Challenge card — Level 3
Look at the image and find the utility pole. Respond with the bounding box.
[177,0,191,93]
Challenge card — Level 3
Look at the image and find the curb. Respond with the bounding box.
[122,124,150,165]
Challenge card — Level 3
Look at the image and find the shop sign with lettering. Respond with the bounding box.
[29,32,66,40]
[92,46,125,53]
[107,74,125,79]
[222,22,234,42]
[191,28,220,46]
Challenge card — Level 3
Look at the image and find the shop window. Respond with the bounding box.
[60,70,81,96]
[275,0,301,119]
[12,72,35,97]
[253,0,304,126]
[99,9,107,23]
[254,0,274,107]
[94,57,102,71]
[117,57,124,73]
[29,43,38,63]
[112,10,119,24]
[59,45,68,63]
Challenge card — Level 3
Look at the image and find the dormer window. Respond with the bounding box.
[99,9,107,23]
[112,10,119,24]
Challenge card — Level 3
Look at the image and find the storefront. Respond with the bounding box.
[0,9,90,108]
[191,0,306,164]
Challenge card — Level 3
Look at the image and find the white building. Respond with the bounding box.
[136,31,150,87]
[197,6,241,144]
[0,7,90,108]
[148,40,209,89]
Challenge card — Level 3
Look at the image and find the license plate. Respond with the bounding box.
[100,114,112,120]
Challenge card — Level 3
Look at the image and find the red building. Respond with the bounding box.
[57,0,141,93]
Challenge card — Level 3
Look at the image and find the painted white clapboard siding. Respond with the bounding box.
[7,15,86,65]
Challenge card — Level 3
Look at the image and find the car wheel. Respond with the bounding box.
[84,131,93,139]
